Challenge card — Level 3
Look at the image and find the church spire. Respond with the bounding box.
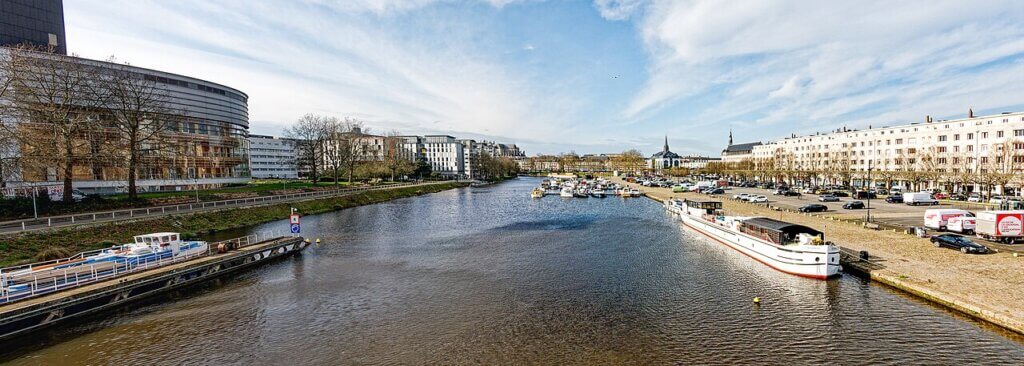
[663,135,669,152]
[728,129,733,146]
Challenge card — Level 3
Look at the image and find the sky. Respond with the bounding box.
[63,0,1024,156]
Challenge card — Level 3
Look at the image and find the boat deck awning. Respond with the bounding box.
[742,217,822,237]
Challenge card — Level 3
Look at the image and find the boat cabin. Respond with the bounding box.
[133,232,184,254]
[738,217,823,245]
[684,199,722,215]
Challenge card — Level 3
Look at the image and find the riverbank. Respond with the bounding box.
[0,182,468,266]
[612,177,1024,336]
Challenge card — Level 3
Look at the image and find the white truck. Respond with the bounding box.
[975,211,1024,243]
[903,192,938,206]
[947,216,976,234]
[923,209,972,231]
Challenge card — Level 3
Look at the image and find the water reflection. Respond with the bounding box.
[3,177,1022,365]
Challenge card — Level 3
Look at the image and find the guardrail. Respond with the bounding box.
[0,230,286,305]
[0,182,416,233]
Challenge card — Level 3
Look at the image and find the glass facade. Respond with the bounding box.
[0,0,66,54]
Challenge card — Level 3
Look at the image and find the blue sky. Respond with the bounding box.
[64,0,1024,156]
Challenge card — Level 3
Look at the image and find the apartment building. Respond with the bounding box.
[248,135,299,179]
[746,110,1024,193]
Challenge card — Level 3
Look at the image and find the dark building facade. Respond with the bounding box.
[0,0,67,54]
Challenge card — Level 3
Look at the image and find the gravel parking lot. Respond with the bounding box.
[709,186,1023,253]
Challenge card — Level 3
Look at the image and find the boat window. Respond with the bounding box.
[171,234,178,241]
[161,236,169,242]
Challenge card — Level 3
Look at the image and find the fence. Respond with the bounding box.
[0,230,286,306]
[0,182,414,233]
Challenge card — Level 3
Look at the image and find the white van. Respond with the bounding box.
[947,216,977,234]
[923,209,972,231]
[904,192,938,206]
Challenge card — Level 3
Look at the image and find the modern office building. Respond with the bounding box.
[249,135,299,179]
[0,0,67,54]
[422,135,464,178]
[2,48,250,194]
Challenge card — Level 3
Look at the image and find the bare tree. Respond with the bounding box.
[382,130,412,181]
[322,117,366,184]
[104,59,181,200]
[1,45,109,202]
[284,113,329,183]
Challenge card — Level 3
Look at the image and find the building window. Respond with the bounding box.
[998,131,1005,138]
[938,135,947,142]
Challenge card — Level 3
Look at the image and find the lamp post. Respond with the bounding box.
[866,160,872,223]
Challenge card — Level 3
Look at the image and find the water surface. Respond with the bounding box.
[5,178,1023,365]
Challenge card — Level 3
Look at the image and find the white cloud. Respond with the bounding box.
[593,0,646,21]
[622,0,1024,143]
[522,43,535,51]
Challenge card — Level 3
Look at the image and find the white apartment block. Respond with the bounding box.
[422,135,465,178]
[248,135,300,179]
[745,110,1024,193]
[457,139,478,179]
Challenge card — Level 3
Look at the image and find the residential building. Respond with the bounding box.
[423,135,465,178]
[0,0,66,54]
[457,139,478,179]
[249,135,299,179]
[741,109,1024,194]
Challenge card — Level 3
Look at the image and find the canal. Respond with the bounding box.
[4,177,1024,364]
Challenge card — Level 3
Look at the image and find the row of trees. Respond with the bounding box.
[0,45,186,201]
[282,113,416,184]
[697,141,1024,196]
[517,149,647,174]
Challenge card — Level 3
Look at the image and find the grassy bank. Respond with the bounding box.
[0,182,467,267]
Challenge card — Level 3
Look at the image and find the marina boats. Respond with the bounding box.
[1,233,209,302]
[591,190,606,198]
[560,186,574,198]
[670,199,840,279]
[574,188,590,198]
[531,188,546,198]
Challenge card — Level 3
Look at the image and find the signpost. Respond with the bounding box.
[290,209,300,234]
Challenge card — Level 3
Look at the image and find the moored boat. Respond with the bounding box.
[674,199,840,279]
[531,188,545,198]
[560,186,574,198]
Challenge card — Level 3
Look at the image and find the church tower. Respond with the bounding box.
[663,135,669,152]
[728,129,733,146]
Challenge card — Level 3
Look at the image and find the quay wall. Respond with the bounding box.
[617,177,1024,336]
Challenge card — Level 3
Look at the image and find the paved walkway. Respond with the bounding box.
[613,177,1024,335]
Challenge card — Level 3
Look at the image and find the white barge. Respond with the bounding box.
[667,198,840,279]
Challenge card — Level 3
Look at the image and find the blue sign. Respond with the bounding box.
[290,223,301,234]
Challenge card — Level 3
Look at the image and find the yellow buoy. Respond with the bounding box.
[753,297,761,304]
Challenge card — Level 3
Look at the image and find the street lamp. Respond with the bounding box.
[866,160,872,223]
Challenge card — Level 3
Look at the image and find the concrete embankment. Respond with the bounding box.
[614,177,1024,336]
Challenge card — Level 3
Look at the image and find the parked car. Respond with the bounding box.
[708,188,725,195]
[886,195,904,203]
[733,193,750,200]
[748,195,769,203]
[929,234,990,254]
[948,193,967,201]
[801,187,817,194]
[967,193,982,203]
[932,192,949,200]
[853,191,876,199]
[843,201,865,209]
[798,204,828,213]
[830,191,850,197]
[781,190,801,197]
[989,195,1005,205]
[818,195,840,202]
[875,188,889,196]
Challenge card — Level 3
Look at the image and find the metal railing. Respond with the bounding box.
[0,230,286,306]
[0,182,418,233]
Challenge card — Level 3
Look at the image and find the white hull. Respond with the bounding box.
[671,204,840,279]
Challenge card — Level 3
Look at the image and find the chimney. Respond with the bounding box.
[925,115,931,123]
[968,107,974,119]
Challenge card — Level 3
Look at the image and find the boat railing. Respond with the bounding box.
[0,230,285,306]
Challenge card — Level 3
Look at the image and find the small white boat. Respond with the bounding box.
[531,188,545,198]
[591,190,606,198]
[560,187,574,198]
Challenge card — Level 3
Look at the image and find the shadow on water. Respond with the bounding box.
[492,215,599,231]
